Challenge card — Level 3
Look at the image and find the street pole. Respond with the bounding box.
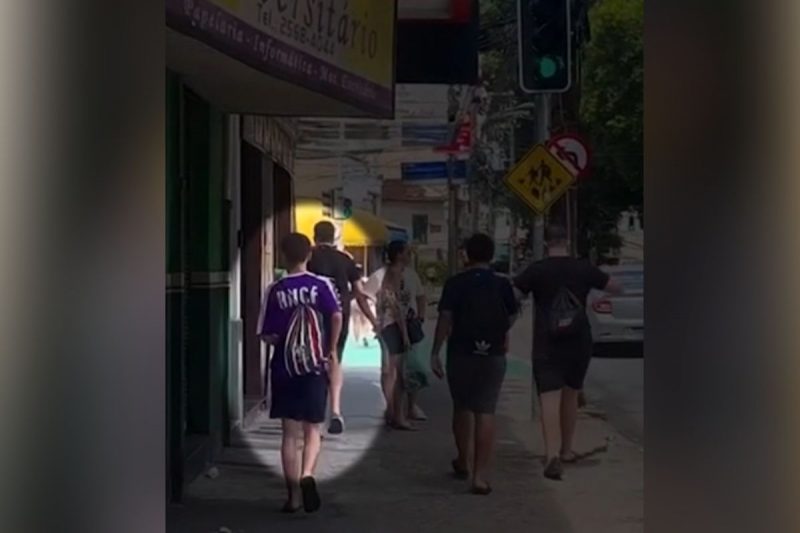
[447,153,459,275]
[530,93,551,421]
[532,93,550,261]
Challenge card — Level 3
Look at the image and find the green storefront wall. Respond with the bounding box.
[166,71,230,501]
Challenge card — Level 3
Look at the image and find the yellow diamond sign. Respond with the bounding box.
[504,144,576,214]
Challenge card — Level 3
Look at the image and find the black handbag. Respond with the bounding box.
[406,315,424,345]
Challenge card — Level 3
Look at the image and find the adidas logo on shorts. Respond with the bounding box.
[474,340,491,355]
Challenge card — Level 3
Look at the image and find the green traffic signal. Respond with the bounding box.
[518,0,571,93]
[539,56,558,78]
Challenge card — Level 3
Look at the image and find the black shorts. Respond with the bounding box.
[446,353,507,414]
[532,338,593,393]
[269,373,329,424]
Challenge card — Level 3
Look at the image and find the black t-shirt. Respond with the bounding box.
[513,257,610,354]
[307,245,362,315]
[438,267,519,355]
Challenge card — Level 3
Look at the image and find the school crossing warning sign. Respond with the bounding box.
[503,144,576,214]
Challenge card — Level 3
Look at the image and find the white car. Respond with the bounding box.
[587,264,644,352]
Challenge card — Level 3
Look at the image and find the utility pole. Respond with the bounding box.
[532,93,550,261]
[447,153,459,275]
[526,93,551,422]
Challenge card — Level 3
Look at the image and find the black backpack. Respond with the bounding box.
[548,287,587,339]
[458,273,511,356]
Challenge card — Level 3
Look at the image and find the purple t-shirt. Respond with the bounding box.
[257,272,341,378]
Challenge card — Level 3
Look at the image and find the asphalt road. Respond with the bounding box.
[584,354,644,445]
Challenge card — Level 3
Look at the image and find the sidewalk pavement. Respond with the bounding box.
[167,315,642,533]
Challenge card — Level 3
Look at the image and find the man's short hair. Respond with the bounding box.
[281,233,312,265]
[546,225,568,245]
[313,221,336,244]
[465,233,495,263]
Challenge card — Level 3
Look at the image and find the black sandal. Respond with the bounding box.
[544,458,564,481]
[300,476,321,513]
[451,459,469,480]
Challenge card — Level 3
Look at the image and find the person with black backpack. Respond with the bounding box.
[430,233,519,495]
[513,225,622,481]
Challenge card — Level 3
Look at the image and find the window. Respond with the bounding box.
[412,214,429,244]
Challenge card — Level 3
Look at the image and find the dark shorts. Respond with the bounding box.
[270,373,329,424]
[533,337,593,393]
[446,353,507,414]
[379,323,406,355]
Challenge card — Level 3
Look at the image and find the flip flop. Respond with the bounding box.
[281,501,302,514]
[470,484,492,496]
[390,422,418,431]
[300,476,321,513]
[451,459,470,480]
[560,451,580,464]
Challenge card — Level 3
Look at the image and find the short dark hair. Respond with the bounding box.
[384,240,407,264]
[546,225,568,245]
[313,221,336,243]
[465,233,495,263]
[281,233,312,265]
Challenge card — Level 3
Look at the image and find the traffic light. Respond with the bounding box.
[517,0,571,93]
[342,198,353,220]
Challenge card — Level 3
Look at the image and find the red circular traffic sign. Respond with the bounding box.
[547,133,592,179]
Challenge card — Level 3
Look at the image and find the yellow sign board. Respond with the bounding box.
[170,0,396,115]
[504,144,576,214]
[207,0,395,88]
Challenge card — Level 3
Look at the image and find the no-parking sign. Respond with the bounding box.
[547,133,591,178]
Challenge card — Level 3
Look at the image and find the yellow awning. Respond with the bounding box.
[295,198,390,247]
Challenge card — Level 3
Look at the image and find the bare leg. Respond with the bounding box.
[392,355,411,428]
[560,387,580,460]
[380,344,395,421]
[328,355,343,420]
[539,390,562,461]
[407,391,427,420]
[281,419,302,507]
[453,409,473,471]
[301,422,323,477]
[472,413,495,489]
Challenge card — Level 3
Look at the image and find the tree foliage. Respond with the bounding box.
[474,0,642,259]
[578,0,643,257]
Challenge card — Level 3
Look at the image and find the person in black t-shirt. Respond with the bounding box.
[431,234,519,495]
[513,225,622,480]
[307,221,377,435]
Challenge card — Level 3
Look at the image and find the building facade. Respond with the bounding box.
[165,0,397,502]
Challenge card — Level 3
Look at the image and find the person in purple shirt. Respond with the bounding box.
[258,233,342,513]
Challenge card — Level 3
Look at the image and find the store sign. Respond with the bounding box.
[167,0,396,116]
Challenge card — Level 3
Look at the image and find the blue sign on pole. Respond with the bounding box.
[401,160,467,182]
